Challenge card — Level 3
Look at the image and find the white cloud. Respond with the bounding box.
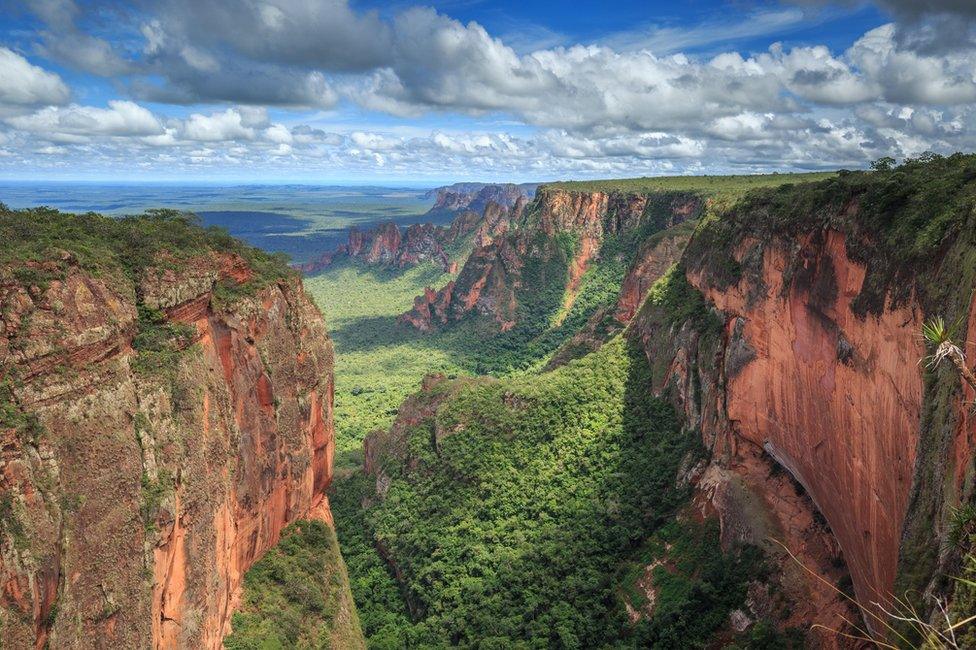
[263,124,293,144]
[7,101,164,140]
[7,2,976,178]
[180,108,257,141]
[847,24,976,105]
[0,47,70,107]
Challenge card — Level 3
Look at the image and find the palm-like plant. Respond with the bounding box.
[922,317,976,392]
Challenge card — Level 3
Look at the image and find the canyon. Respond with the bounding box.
[3,157,975,649]
[357,159,976,644]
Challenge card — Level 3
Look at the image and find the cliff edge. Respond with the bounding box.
[0,208,361,648]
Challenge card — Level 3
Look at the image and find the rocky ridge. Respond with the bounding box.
[399,187,701,332]
[298,183,535,276]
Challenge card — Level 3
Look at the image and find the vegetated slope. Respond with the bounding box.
[334,157,976,648]
[304,260,468,470]
[0,206,362,648]
[342,337,789,647]
[400,172,833,374]
[224,519,364,649]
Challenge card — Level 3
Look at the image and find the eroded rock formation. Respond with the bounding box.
[400,188,702,332]
[0,251,339,649]
[299,183,536,276]
[630,174,976,640]
[426,182,536,217]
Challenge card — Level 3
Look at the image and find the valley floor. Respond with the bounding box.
[304,260,465,471]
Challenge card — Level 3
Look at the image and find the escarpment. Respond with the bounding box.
[630,156,976,636]
[299,216,463,276]
[299,183,536,276]
[384,158,976,643]
[425,181,536,217]
[0,209,351,649]
[400,188,702,331]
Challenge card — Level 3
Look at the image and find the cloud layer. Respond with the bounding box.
[2,0,976,179]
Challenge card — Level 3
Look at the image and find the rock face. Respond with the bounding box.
[400,188,701,331]
[0,251,338,648]
[299,183,536,276]
[615,226,694,323]
[426,182,536,217]
[300,219,459,275]
[694,230,922,613]
[629,172,976,639]
[300,221,447,274]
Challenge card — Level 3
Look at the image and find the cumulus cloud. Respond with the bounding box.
[335,9,976,139]
[6,100,162,142]
[0,47,70,107]
[6,0,976,177]
[25,0,134,75]
[179,108,263,141]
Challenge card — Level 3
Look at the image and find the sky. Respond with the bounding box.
[0,0,975,183]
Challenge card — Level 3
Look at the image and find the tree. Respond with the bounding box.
[871,156,897,172]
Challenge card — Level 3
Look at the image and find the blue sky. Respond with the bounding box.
[0,0,974,182]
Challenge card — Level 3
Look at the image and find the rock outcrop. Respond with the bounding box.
[299,183,536,276]
[300,220,451,275]
[400,188,701,332]
[614,225,694,323]
[0,230,343,648]
[425,182,536,217]
[630,160,976,639]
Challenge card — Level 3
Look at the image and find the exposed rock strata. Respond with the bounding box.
[299,183,535,276]
[0,252,340,649]
[629,210,967,639]
[400,188,701,331]
[426,182,535,217]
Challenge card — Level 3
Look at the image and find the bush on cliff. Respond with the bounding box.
[0,205,292,291]
[225,520,362,650]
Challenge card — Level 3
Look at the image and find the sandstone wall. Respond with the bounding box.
[0,253,336,649]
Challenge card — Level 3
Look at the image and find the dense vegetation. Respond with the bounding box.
[225,520,363,649]
[0,204,293,295]
[305,173,838,648]
[331,336,776,647]
[304,260,467,469]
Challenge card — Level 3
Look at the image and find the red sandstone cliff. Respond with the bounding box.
[300,219,460,275]
[426,182,535,217]
[400,188,701,332]
[0,250,343,648]
[628,178,976,640]
[299,184,535,277]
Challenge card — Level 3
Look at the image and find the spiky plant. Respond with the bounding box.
[921,317,976,392]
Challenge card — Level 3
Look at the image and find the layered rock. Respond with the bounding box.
[400,188,701,332]
[300,220,457,275]
[0,247,342,648]
[426,182,536,217]
[299,183,536,276]
[614,225,694,323]
[630,165,976,639]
